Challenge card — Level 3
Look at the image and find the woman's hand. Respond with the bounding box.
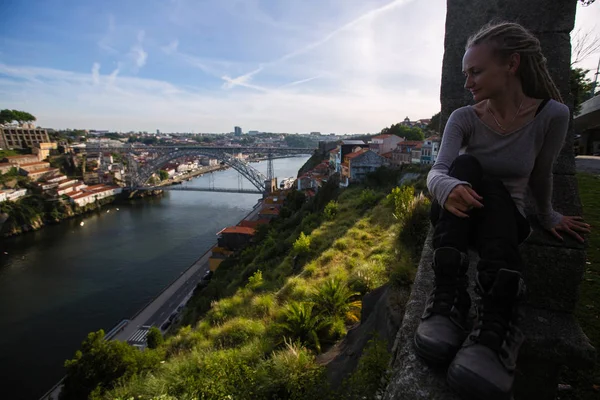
[549,216,591,243]
[444,184,484,218]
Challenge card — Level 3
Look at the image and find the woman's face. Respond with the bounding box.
[462,44,513,102]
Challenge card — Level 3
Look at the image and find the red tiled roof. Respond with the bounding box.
[20,161,49,167]
[4,155,38,160]
[371,134,393,139]
[239,220,260,229]
[380,151,393,159]
[259,207,280,215]
[346,149,369,159]
[28,167,58,175]
[400,141,423,147]
[219,226,256,235]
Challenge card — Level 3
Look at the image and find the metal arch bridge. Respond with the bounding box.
[85,145,315,192]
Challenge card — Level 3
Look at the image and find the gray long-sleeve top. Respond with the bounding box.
[426,99,570,229]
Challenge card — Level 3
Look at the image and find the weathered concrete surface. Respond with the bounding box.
[383,234,462,400]
[576,155,600,175]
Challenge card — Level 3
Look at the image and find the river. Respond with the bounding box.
[0,156,309,400]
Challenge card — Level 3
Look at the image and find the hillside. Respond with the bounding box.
[60,170,431,400]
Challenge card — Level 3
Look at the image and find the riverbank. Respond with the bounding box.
[0,164,230,238]
[39,197,265,400]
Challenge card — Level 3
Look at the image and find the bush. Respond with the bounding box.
[358,189,378,209]
[386,185,415,222]
[311,278,361,324]
[399,195,431,257]
[61,330,163,400]
[293,232,312,255]
[277,302,333,353]
[324,200,339,220]
[210,318,266,349]
[257,340,330,400]
[246,270,264,291]
[341,333,391,400]
[147,326,164,349]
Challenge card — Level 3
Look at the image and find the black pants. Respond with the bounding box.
[430,155,530,277]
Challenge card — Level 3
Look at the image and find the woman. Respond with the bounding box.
[414,22,591,400]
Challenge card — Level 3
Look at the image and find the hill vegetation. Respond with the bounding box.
[60,168,431,400]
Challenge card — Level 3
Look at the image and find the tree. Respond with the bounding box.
[61,330,161,400]
[571,28,600,66]
[0,109,36,125]
[146,326,164,349]
[158,169,169,181]
[426,112,441,133]
[380,123,424,141]
[570,67,594,115]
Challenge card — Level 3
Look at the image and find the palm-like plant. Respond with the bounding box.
[279,302,332,353]
[312,278,362,323]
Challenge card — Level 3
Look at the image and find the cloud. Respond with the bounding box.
[0,62,439,133]
[98,14,118,53]
[129,30,148,70]
[226,0,414,87]
[161,39,179,54]
[91,63,100,85]
[221,66,265,91]
[278,75,322,88]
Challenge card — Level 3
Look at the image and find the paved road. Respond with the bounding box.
[146,262,209,328]
[576,155,600,175]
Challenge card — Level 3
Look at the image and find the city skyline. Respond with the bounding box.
[1,0,599,133]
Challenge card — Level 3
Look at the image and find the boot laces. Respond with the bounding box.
[429,276,467,316]
[471,300,513,354]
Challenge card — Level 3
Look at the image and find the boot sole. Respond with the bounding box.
[413,335,456,365]
[447,366,513,400]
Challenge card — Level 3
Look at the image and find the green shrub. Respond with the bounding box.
[246,270,264,291]
[333,238,349,250]
[210,318,266,349]
[386,185,415,222]
[399,195,431,257]
[61,330,163,400]
[257,340,331,400]
[293,232,312,255]
[324,200,339,220]
[358,189,378,209]
[277,302,333,353]
[341,333,391,399]
[147,326,164,349]
[251,293,277,318]
[311,278,361,324]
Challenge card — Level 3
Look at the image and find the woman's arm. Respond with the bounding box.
[528,103,570,230]
[427,108,472,207]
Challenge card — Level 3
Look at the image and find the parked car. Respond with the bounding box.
[202,270,214,281]
[161,321,171,331]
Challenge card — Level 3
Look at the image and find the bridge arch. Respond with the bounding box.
[131,149,267,191]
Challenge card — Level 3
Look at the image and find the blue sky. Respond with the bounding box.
[0,0,598,133]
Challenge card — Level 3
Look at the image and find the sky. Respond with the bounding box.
[0,0,599,134]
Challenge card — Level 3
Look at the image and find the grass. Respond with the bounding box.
[559,172,600,399]
[91,181,431,400]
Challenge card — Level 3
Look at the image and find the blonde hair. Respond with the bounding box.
[466,22,563,103]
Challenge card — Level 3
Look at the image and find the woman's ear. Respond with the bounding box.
[508,52,521,75]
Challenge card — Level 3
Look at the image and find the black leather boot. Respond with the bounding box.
[414,247,471,364]
[447,267,526,400]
